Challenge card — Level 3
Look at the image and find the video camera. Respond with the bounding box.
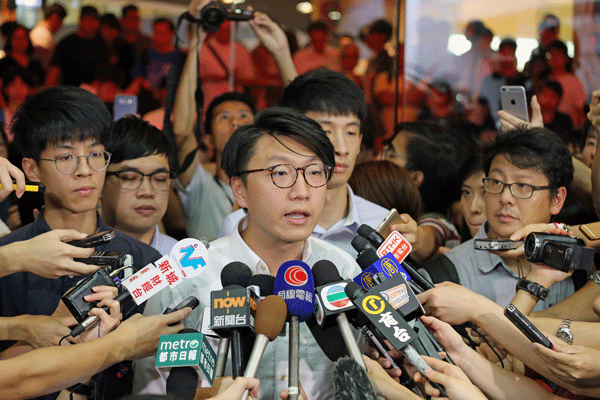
[524,232,594,272]
[185,1,254,32]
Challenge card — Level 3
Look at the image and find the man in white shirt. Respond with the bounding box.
[30,3,67,69]
[133,107,361,399]
[221,69,389,257]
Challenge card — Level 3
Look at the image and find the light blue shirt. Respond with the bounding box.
[175,163,235,242]
[219,185,389,257]
[150,225,178,255]
[133,217,362,399]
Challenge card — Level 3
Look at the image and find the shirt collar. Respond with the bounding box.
[473,222,505,273]
[314,185,360,234]
[231,216,313,274]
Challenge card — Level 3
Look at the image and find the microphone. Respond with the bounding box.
[311,260,365,369]
[241,295,288,400]
[345,281,447,397]
[333,356,380,400]
[219,263,255,378]
[247,274,275,297]
[357,224,385,248]
[166,328,200,400]
[274,261,315,400]
[221,261,253,288]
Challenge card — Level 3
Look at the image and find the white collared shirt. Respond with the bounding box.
[133,217,361,399]
[219,185,389,257]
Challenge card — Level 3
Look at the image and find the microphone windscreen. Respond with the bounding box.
[344,281,365,301]
[334,356,380,400]
[357,224,384,247]
[165,328,200,400]
[306,316,349,361]
[221,261,253,288]
[351,235,373,253]
[312,260,342,286]
[255,295,287,341]
[274,261,315,322]
[247,274,275,296]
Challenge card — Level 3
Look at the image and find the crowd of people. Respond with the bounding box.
[1,0,600,399]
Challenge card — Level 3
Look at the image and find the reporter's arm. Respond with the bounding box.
[0,309,189,400]
[249,11,297,85]
[172,0,210,187]
[532,280,600,322]
[0,230,96,278]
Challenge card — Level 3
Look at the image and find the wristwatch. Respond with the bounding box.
[515,278,549,301]
[556,318,573,344]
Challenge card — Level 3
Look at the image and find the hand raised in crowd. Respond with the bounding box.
[417,282,490,326]
[78,297,121,343]
[416,356,487,400]
[10,314,72,349]
[208,377,260,400]
[116,308,190,361]
[187,0,210,19]
[52,285,119,327]
[249,11,289,55]
[363,340,404,383]
[587,89,600,132]
[0,229,98,279]
[362,355,422,400]
[0,156,27,199]
[532,335,600,388]
[498,95,543,131]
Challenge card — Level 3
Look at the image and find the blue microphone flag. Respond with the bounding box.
[274,260,315,322]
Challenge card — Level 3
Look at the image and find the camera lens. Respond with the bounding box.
[201,2,226,32]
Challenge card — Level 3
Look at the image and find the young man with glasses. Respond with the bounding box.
[0,86,162,400]
[419,127,576,309]
[102,116,177,255]
[134,107,361,398]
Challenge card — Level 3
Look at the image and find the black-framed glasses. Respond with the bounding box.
[39,150,112,175]
[106,170,176,192]
[482,178,553,199]
[238,163,331,188]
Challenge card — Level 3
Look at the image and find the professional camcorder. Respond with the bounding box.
[524,232,594,272]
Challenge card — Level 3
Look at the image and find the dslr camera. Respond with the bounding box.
[199,1,253,32]
[524,232,594,272]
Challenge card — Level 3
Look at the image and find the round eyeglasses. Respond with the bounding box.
[39,150,112,175]
[106,170,175,192]
[238,163,332,188]
[482,178,553,199]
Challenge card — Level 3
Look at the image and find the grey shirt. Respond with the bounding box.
[419,224,576,310]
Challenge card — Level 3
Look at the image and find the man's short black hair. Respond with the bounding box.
[80,5,99,20]
[122,4,139,17]
[221,107,334,182]
[11,86,111,160]
[499,38,517,52]
[153,17,175,32]
[368,19,393,41]
[482,127,573,196]
[106,116,177,173]
[279,69,367,126]
[307,20,328,34]
[204,92,256,136]
[44,3,67,20]
[100,13,121,30]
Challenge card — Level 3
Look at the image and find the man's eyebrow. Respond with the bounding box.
[316,119,360,127]
[266,154,321,164]
[115,166,170,173]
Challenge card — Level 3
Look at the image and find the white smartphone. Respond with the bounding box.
[500,86,529,123]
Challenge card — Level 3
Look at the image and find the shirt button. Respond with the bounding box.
[260,265,266,270]
[281,375,286,381]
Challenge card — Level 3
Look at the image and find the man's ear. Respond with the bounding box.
[408,170,424,188]
[230,176,248,209]
[550,186,568,215]
[21,158,41,182]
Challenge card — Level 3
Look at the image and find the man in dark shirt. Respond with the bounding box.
[537,79,573,135]
[0,86,161,400]
[47,6,109,87]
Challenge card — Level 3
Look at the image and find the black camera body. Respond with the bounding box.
[524,232,595,272]
[200,1,253,32]
[62,268,117,322]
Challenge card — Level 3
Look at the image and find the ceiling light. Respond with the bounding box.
[296,2,313,14]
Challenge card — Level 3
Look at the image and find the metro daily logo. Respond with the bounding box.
[322,282,351,311]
